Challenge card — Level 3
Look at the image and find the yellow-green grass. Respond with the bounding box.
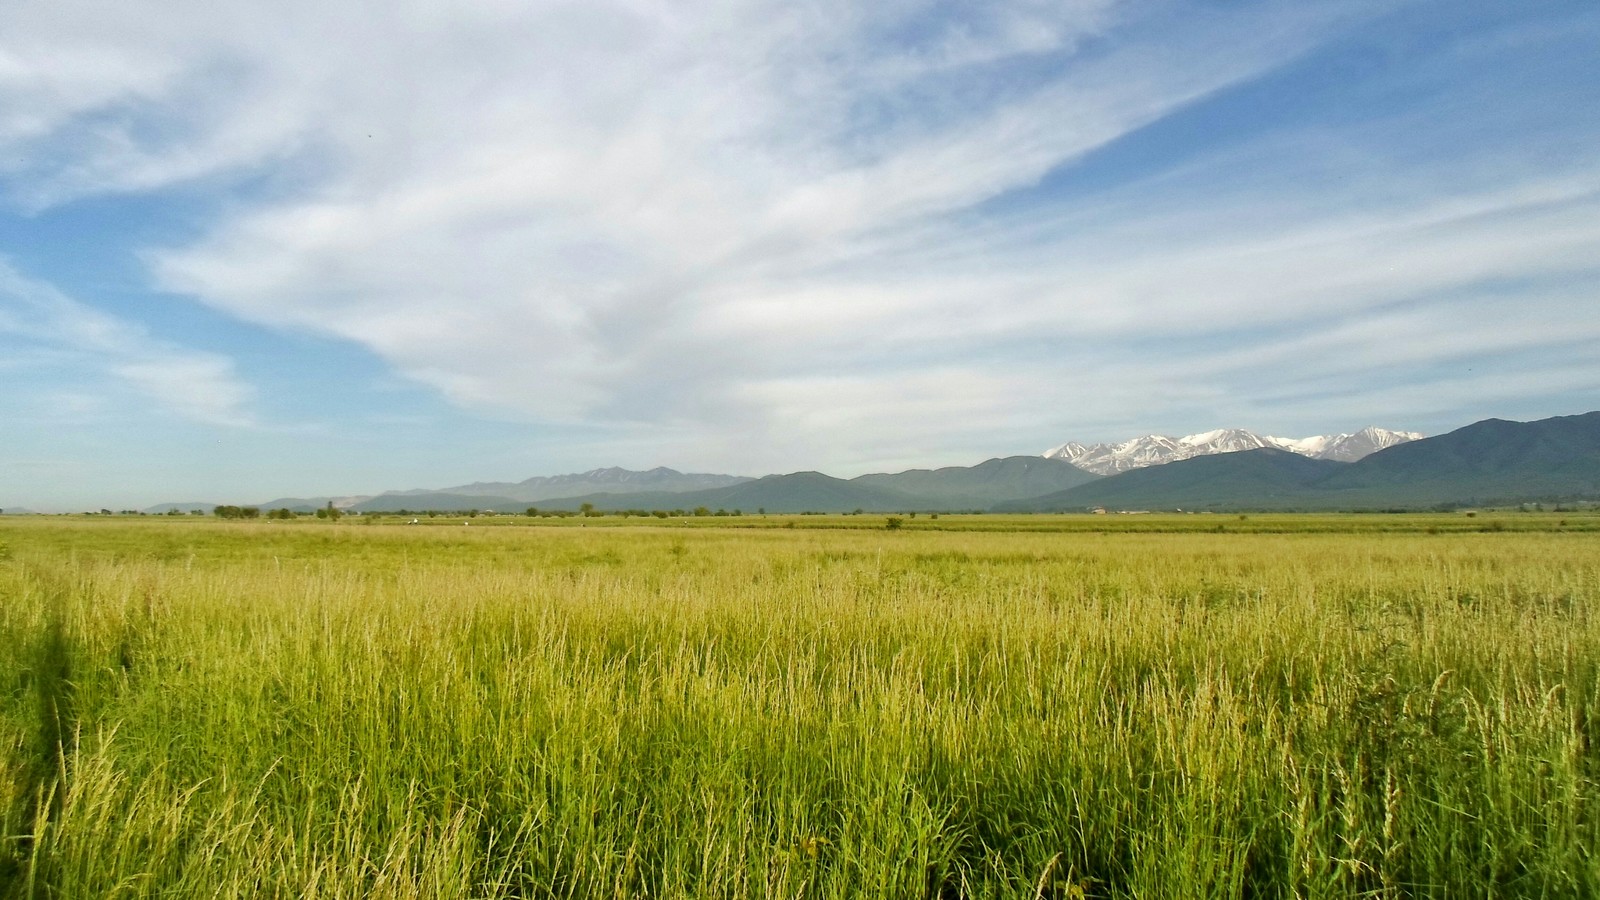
[1,518,1596,897]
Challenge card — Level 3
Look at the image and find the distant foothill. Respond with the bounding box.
[134,412,1599,516]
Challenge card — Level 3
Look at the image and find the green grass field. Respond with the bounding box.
[2,515,1596,897]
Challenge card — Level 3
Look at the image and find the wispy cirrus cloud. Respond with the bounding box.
[134,2,1387,427]
[3,0,1597,477]
[0,261,257,427]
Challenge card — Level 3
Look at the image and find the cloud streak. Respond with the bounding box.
[3,0,1597,473]
[0,261,257,428]
[138,4,1374,412]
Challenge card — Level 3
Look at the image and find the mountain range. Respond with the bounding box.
[352,456,1100,514]
[1044,426,1421,475]
[385,466,752,503]
[1002,412,1600,512]
[135,413,1599,516]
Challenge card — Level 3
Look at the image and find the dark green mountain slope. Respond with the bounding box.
[852,455,1099,507]
[703,472,929,512]
[353,492,527,513]
[996,449,1346,512]
[539,472,930,514]
[541,460,1101,513]
[1315,411,1600,506]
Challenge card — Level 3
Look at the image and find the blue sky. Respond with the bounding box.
[3,0,1598,510]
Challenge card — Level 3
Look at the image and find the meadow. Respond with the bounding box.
[1,513,1596,898]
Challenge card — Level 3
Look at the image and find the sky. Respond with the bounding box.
[2,0,1598,511]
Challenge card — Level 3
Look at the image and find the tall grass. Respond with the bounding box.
[1,518,1596,897]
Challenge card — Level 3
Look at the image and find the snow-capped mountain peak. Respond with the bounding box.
[1267,434,1333,456]
[1295,427,1425,463]
[1044,426,1422,475]
[1178,428,1276,452]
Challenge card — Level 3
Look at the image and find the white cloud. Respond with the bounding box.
[5,0,1597,469]
[0,262,258,427]
[132,3,1362,417]
[111,357,258,428]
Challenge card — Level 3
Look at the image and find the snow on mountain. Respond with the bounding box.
[1178,428,1279,453]
[1041,441,1093,464]
[1270,434,1334,456]
[1044,427,1422,475]
[1301,427,1425,462]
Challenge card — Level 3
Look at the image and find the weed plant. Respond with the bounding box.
[0,517,1596,897]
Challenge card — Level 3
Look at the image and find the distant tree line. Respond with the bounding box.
[213,506,299,520]
[373,506,753,519]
